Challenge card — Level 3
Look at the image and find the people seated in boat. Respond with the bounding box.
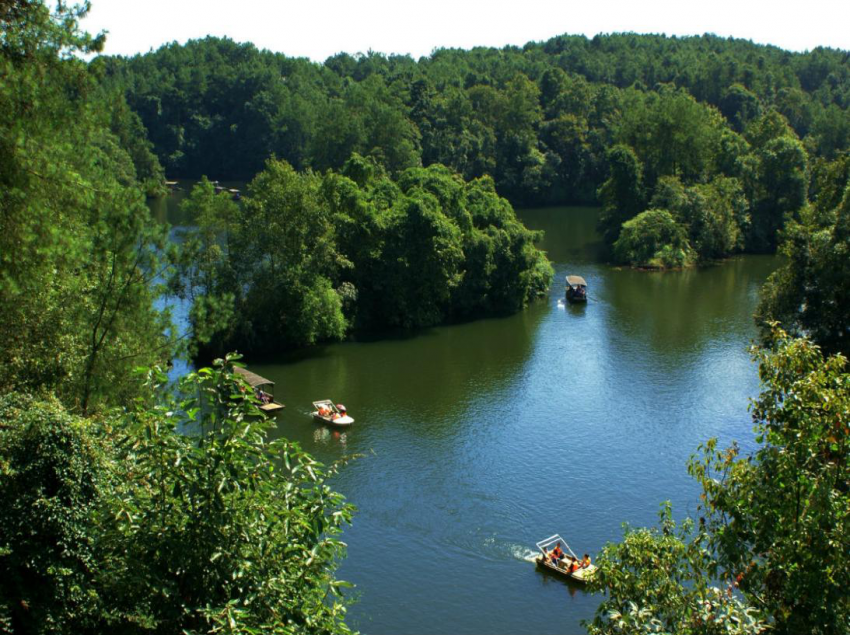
[318,405,329,416]
[581,554,591,568]
[549,542,565,564]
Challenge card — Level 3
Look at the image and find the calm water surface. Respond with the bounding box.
[155,195,777,634]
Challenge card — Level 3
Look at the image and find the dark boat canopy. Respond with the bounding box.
[566,275,587,287]
[233,366,274,388]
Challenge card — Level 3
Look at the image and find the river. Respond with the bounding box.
[152,192,777,634]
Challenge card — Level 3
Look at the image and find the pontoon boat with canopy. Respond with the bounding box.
[534,534,596,583]
[234,367,285,414]
[566,275,588,303]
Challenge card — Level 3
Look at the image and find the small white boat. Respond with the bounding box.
[534,534,596,583]
[311,400,354,427]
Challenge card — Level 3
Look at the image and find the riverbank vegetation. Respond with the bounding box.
[173,155,553,357]
[2,2,849,634]
[586,328,849,635]
[100,34,849,268]
[756,154,850,358]
[0,359,354,634]
[1,4,354,634]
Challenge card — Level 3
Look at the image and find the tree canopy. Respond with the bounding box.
[176,155,553,357]
[0,358,355,634]
[98,33,849,269]
[757,153,850,357]
[586,329,849,635]
[0,0,171,413]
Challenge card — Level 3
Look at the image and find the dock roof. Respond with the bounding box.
[233,366,274,387]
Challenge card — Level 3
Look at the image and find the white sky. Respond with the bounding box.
[81,0,849,61]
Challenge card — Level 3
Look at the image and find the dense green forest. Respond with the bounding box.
[106,32,850,349]
[174,156,552,358]
[101,33,850,270]
[1,2,848,634]
[1,4,352,633]
[100,33,850,203]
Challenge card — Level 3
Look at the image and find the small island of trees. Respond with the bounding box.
[174,156,552,357]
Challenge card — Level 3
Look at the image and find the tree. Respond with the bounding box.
[720,84,763,133]
[0,393,111,634]
[756,181,850,358]
[0,0,175,413]
[176,161,347,358]
[107,357,356,634]
[585,505,764,635]
[597,144,645,247]
[540,114,593,202]
[651,176,748,261]
[744,134,809,252]
[587,330,849,634]
[615,87,729,190]
[324,160,552,330]
[689,330,849,634]
[0,358,357,635]
[612,208,695,268]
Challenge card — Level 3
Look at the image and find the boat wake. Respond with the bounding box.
[514,546,540,563]
[482,537,538,562]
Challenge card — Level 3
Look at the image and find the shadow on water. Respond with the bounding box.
[520,206,606,265]
[597,255,778,358]
[258,298,550,443]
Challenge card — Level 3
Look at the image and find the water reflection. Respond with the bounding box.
[259,299,549,447]
[313,425,348,447]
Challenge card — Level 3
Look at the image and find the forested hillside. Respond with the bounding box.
[101,34,850,269]
[101,34,849,204]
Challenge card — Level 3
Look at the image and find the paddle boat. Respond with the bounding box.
[311,400,354,427]
[566,275,588,303]
[534,534,596,583]
[233,366,285,414]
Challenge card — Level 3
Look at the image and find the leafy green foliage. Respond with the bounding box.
[0,358,356,635]
[690,330,849,634]
[597,145,645,247]
[0,0,174,413]
[613,209,695,269]
[588,330,849,635]
[585,505,764,635]
[99,31,849,269]
[651,176,748,261]
[177,156,552,357]
[616,86,731,191]
[109,357,355,634]
[101,33,848,210]
[0,393,110,634]
[757,156,850,357]
[742,114,810,252]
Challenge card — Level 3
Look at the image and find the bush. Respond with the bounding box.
[0,393,110,634]
[612,208,695,268]
[0,357,356,635]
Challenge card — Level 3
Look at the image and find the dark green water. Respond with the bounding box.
[153,195,777,634]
